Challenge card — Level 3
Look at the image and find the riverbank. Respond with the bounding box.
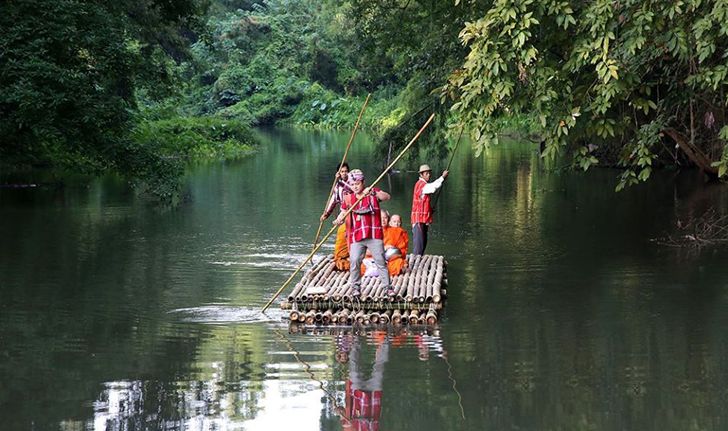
[1,115,258,203]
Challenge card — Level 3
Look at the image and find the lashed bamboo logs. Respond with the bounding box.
[282,254,447,326]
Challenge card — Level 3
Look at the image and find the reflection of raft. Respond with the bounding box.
[280,254,448,325]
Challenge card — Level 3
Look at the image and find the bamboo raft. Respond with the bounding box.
[281,254,447,326]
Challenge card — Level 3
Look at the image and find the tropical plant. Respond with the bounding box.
[444,0,728,188]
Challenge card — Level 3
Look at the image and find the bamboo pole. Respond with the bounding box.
[392,274,403,302]
[362,277,376,302]
[262,113,436,312]
[432,256,444,303]
[288,282,304,303]
[426,309,438,325]
[380,310,391,324]
[415,255,429,302]
[409,310,420,325]
[338,308,349,325]
[322,309,333,325]
[312,93,372,251]
[332,272,347,302]
[431,126,465,211]
[401,310,410,325]
[392,309,402,325]
[405,255,421,302]
[305,310,316,324]
[425,255,437,302]
[369,312,380,325]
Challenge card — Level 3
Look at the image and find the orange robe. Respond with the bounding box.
[333,224,350,271]
[383,226,408,276]
[359,227,409,277]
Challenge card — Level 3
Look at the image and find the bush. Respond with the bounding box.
[131,116,256,161]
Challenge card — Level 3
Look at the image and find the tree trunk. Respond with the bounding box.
[662,128,719,179]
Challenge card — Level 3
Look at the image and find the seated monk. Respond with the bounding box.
[383,214,408,276]
[361,212,408,277]
[333,223,350,271]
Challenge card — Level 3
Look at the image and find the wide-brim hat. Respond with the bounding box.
[418,164,432,173]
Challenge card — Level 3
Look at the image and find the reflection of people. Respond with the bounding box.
[337,333,389,431]
[410,164,448,255]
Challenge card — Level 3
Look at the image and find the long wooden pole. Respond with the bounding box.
[446,126,465,171]
[261,113,436,312]
[311,93,372,252]
[432,126,465,211]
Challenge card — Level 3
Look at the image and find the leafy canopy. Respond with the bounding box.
[444,0,728,187]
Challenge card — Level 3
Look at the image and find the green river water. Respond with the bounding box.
[1,128,728,430]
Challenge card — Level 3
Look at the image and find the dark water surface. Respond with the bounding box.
[2,128,728,430]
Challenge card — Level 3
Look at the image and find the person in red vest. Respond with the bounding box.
[410,164,448,255]
[334,169,394,298]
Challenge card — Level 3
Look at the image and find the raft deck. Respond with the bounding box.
[281,254,447,325]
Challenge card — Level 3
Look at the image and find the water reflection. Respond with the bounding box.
[2,127,728,430]
[73,326,453,431]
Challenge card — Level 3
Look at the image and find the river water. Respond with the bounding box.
[1,128,728,430]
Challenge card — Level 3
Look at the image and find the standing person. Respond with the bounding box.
[335,169,394,298]
[410,164,449,255]
[321,163,353,271]
[320,162,352,222]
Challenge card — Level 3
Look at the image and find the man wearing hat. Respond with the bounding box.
[410,164,448,255]
[335,169,394,298]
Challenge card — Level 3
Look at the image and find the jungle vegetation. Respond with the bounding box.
[2,0,727,194]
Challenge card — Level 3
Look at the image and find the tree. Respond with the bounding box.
[443,0,728,189]
[0,0,204,171]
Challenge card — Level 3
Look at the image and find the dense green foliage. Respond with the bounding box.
[128,116,255,198]
[180,0,480,161]
[444,0,728,187]
[0,0,255,200]
[4,0,728,192]
[1,0,203,169]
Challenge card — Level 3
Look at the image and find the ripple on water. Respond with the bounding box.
[168,305,285,324]
[209,253,331,271]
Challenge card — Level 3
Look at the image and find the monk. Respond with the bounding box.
[333,224,350,271]
[361,213,408,277]
[323,162,353,271]
[383,214,408,275]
